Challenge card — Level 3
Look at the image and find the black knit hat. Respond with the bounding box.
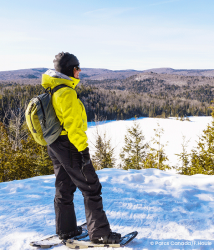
[53,52,79,77]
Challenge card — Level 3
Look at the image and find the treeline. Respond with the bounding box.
[81,88,211,120]
[82,74,214,118]
[83,75,214,105]
[0,82,212,124]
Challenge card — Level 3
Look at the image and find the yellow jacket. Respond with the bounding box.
[41,72,88,152]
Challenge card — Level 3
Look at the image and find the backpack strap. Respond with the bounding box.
[50,84,72,132]
[51,84,71,95]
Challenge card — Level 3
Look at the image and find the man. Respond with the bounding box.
[41,52,121,244]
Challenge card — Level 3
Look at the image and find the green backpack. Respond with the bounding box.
[25,84,69,146]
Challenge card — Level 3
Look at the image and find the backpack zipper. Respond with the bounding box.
[37,97,46,128]
[28,102,37,133]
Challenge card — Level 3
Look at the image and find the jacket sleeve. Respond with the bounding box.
[59,88,88,152]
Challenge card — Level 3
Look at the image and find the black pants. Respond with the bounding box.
[47,135,110,239]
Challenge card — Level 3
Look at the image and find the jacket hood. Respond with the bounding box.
[41,69,80,89]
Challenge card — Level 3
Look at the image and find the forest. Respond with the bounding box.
[0,72,214,182]
[1,71,214,123]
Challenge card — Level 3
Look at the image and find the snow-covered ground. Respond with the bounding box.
[1,169,214,250]
[1,116,214,250]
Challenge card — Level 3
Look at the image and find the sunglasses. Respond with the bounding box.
[75,65,80,71]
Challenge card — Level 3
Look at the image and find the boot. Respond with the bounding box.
[92,231,121,244]
[59,226,82,240]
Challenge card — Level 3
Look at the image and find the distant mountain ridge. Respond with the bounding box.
[0,68,48,80]
[0,68,143,81]
[0,67,214,81]
[144,67,214,77]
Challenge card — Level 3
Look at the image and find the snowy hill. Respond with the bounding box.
[1,116,214,250]
[1,169,214,250]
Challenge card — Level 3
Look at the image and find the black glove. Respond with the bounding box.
[80,147,91,167]
[79,148,91,182]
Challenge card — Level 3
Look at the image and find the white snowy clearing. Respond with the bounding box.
[1,117,214,250]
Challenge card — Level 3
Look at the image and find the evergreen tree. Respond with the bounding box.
[21,126,53,176]
[0,122,54,182]
[34,145,54,176]
[91,126,115,170]
[9,149,35,180]
[144,123,170,170]
[0,123,13,182]
[5,127,37,181]
[188,113,214,175]
[176,136,191,174]
[120,120,148,170]
[177,109,214,175]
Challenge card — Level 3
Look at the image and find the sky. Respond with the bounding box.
[0,0,214,71]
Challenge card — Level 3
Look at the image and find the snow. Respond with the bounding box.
[1,116,214,250]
